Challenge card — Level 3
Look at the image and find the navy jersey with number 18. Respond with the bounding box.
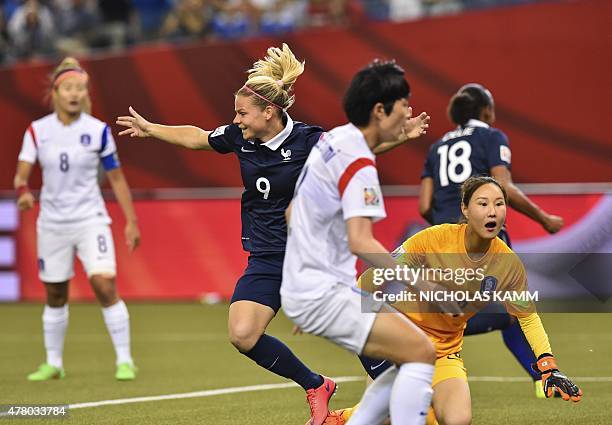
[421,119,512,225]
[208,114,323,253]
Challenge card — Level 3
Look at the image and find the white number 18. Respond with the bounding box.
[437,141,472,187]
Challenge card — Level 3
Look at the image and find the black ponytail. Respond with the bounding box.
[448,83,494,127]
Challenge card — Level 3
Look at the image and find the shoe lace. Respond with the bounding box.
[306,389,318,416]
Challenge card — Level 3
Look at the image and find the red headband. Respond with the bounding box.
[53,69,89,88]
[240,85,285,111]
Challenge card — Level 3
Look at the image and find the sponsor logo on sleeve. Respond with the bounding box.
[364,187,381,206]
[315,133,336,163]
[390,245,406,259]
[210,125,228,138]
[500,145,511,163]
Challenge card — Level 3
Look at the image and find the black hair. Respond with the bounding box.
[448,83,494,127]
[461,175,508,207]
[343,60,410,127]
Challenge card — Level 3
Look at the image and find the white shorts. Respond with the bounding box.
[281,283,383,355]
[37,222,116,282]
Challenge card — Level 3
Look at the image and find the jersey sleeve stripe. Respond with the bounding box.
[101,152,120,171]
[99,125,109,153]
[27,124,38,148]
[338,157,376,197]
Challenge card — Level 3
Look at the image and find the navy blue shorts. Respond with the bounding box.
[230,252,285,313]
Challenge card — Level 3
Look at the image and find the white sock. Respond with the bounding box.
[43,305,69,369]
[102,300,133,366]
[390,362,434,425]
[348,366,398,425]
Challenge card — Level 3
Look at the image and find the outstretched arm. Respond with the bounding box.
[373,110,431,155]
[490,165,563,234]
[116,107,213,150]
[517,313,552,357]
[349,217,462,315]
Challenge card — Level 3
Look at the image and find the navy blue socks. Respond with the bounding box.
[244,334,324,390]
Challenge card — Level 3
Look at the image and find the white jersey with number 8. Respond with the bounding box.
[18,113,120,227]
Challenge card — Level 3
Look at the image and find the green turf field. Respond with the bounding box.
[1,304,610,424]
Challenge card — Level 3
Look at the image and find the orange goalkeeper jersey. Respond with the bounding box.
[359,223,536,358]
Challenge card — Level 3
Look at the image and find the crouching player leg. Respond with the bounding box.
[338,353,470,425]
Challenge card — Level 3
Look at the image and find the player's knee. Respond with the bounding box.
[228,321,261,352]
[90,275,118,306]
[96,289,118,306]
[45,282,68,306]
[396,333,435,364]
[413,340,436,364]
[440,410,471,425]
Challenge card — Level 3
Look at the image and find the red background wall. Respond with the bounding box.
[17,194,604,301]
[1,0,611,190]
[5,0,611,300]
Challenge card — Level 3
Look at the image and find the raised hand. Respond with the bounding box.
[542,214,564,234]
[116,107,153,138]
[403,110,431,140]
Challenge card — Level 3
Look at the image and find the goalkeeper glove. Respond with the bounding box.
[531,354,583,402]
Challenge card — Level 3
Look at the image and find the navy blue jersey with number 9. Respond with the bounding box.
[421,119,512,224]
[208,115,323,253]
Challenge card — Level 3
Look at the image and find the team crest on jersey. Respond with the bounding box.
[480,276,498,293]
[281,148,292,161]
[364,187,380,206]
[80,134,91,146]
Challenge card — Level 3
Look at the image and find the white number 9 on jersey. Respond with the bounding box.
[256,177,271,199]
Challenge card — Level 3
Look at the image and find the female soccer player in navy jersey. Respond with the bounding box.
[117,44,430,424]
[15,57,141,382]
[418,83,565,398]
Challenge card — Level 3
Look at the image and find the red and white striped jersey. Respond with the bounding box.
[281,123,386,300]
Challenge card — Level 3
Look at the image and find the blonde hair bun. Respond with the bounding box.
[239,43,305,111]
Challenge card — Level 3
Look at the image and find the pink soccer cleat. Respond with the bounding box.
[305,376,337,425]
